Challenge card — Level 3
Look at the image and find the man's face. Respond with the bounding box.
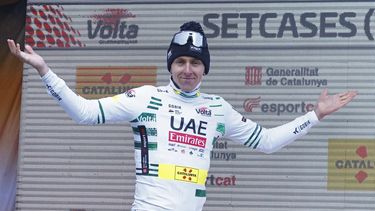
[170,56,205,92]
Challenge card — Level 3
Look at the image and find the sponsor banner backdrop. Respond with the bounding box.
[76,66,157,99]
[18,1,374,211]
[24,2,375,48]
[328,139,375,190]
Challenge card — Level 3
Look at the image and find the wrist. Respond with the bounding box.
[314,108,324,121]
[37,64,49,77]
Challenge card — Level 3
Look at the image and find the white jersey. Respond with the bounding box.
[42,70,319,211]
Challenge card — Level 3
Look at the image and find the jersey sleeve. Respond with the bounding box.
[41,69,147,124]
[222,99,320,154]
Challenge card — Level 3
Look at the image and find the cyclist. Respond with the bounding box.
[7,21,356,211]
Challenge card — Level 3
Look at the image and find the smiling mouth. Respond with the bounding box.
[181,77,195,81]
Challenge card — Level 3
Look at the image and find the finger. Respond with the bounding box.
[338,92,346,98]
[341,91,357,99]
[339,93,351,102]
[340,95,349,102]
[339,91,349,99]
[321,88,328,96]
[11,42,21,57]
[340,91,357,105]
[347,91,358,101]
[341,97,354,106]
[16,43,21,55]
[350,90,358,97]
[24,44,34,54]
[7,39,15,46]
[7,39,17,54]
[319,88,328,100]
[339,90,355,98]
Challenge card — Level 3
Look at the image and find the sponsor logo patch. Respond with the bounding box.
[195,107,212,117]
[169,131,206,148]
[175,166,199,183]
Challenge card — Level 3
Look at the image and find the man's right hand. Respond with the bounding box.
[7,39,49,76]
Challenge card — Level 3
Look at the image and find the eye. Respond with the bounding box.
[174,59,184,66]
[192,59,202,66]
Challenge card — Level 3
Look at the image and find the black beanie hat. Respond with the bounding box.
[167,21,210,75]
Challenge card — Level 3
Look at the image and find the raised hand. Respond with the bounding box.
[314,88,357,120]
[7,39,49,76]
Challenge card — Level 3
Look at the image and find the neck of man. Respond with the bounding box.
[170,77,201,98]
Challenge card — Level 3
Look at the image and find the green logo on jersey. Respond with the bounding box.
[216,123,225,136]
[131,112,156,123]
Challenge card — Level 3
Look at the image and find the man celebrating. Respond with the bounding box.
[7,21,356,211]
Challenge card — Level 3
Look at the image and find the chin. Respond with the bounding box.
[180,87,193,92]
[178,82,194,90]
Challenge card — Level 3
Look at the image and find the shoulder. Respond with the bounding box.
[200,93,234,114]
[133,85,157,91]
[125,85,158,97]
[200,92,221,101]
[200,93,230,106]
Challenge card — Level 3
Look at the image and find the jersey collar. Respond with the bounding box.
[169,77,201,98]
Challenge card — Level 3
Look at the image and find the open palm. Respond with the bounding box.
[7,39,49,76]
[314,89,357,120]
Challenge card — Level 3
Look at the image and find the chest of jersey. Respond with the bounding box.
[130,93,225,170]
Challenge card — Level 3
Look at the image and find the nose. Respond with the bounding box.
[182,62,193,74]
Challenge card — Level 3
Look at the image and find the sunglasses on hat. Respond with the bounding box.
[172,31,207,48]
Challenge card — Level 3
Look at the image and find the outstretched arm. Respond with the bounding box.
[7,39,99,124]
[314,88,357,120]
[6,39,138,125]
[7,39,103,124]
[7,39,49,76]
[259,89,357,153]
[224,88,357,154]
